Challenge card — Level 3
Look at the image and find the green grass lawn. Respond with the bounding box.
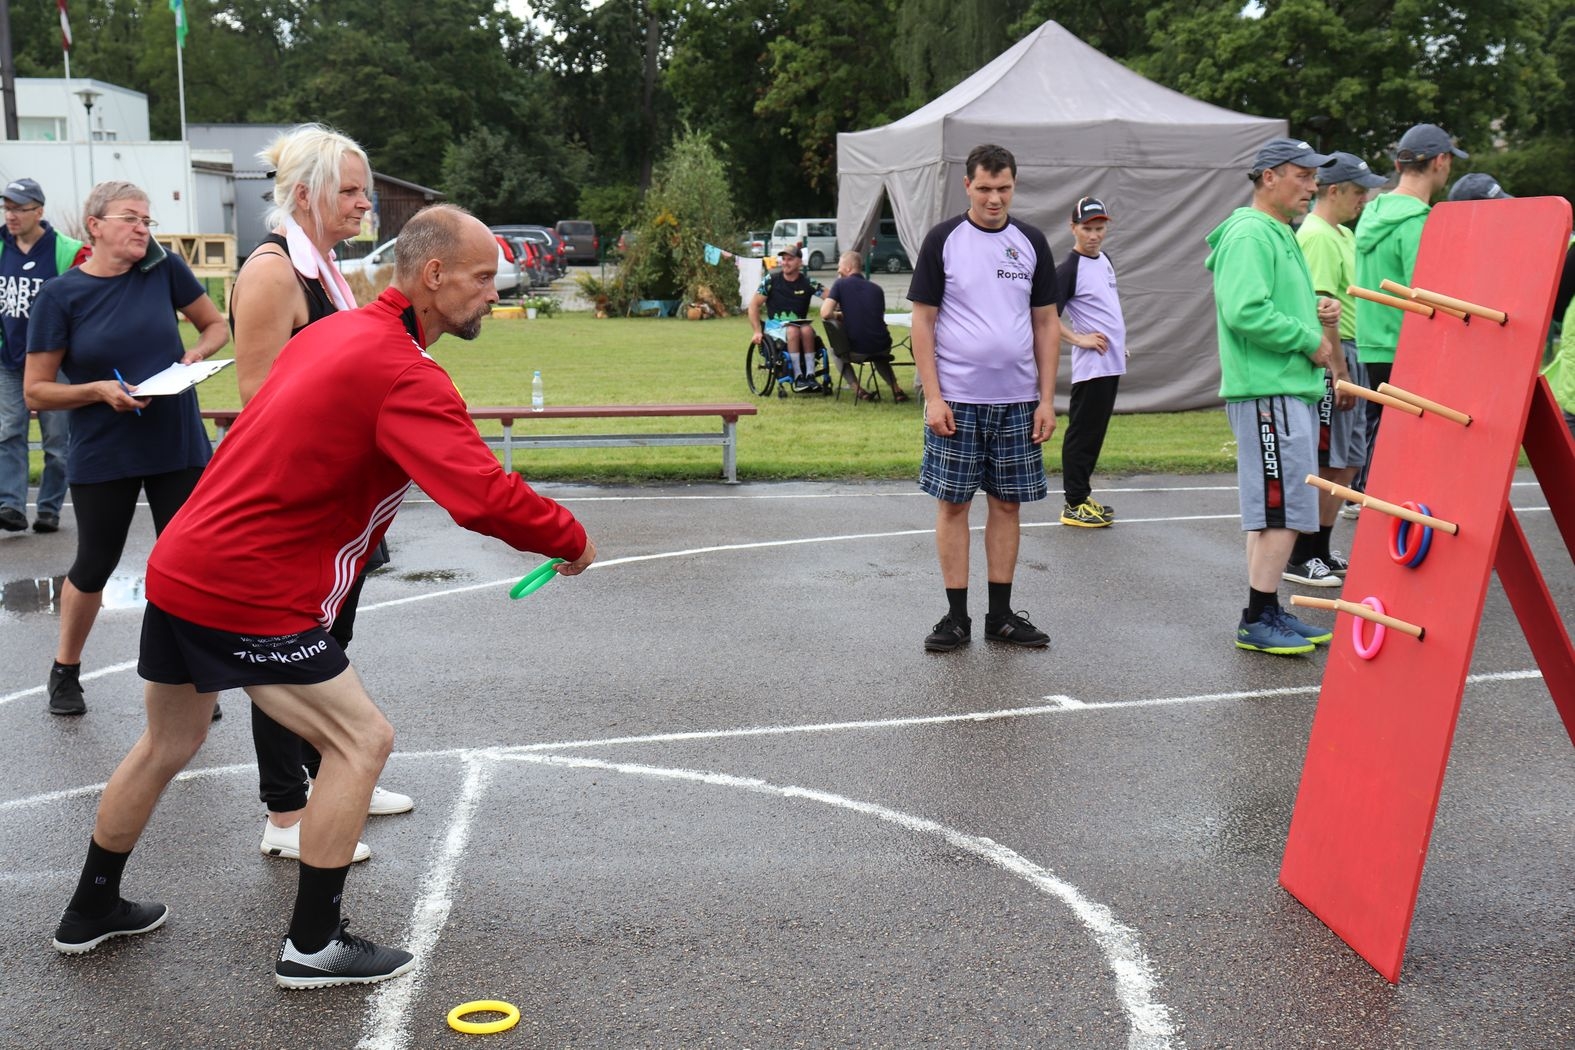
[28,313,1239,484]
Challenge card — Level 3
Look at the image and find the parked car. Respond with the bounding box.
[491,225,566,278]
[868,218,911,273]
[499,233,551,289]
[616,229,637,255]
[340,236,522,296]
[768,217,837,269]
[554,220,599,265]
[743,230,770,257]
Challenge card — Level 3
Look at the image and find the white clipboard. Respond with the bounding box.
[129,358,233,396]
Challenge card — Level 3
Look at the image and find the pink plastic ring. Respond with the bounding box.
[1351,595,1388,660]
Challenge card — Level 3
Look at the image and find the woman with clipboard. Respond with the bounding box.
[23,180,228,717]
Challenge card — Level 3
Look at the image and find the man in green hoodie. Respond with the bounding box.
[1353,123,1466,488]
[1205,137,1340,656]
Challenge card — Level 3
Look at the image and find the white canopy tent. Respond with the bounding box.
[836,21,1286,411]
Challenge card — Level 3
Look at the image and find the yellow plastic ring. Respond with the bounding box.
[447,999,521,1035]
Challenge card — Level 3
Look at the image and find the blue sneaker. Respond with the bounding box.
[1235,608,1315,655]
[1276,608,1333,646]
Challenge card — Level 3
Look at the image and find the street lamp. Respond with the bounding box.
[75,88,102,190]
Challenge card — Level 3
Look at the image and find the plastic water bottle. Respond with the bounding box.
[531,370,544,412]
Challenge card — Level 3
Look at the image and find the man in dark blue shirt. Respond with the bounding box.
[820,251,908,402]
[1,178,87,533]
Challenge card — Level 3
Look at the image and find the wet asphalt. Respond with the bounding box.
[0,473,1570,1050]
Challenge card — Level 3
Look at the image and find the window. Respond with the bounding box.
[19,116,67,141]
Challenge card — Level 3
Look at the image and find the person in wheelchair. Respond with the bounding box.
[749,244,827,392]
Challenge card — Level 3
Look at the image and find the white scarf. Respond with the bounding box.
[282,214,356,312]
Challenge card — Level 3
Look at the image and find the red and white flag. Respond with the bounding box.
[59,1,72,51]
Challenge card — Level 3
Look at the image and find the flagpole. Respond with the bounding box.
[61,3,83,215]
[175,29,187,143]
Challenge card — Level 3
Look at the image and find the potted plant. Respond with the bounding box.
[520,294,559,319]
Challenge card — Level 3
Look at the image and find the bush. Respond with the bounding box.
[1461,136,1575,202]
[615,129,741,313]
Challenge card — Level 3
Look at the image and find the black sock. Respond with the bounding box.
[1317,524,1334,562]
[1247,587,1279,622]
[288,862,351,953]
[987,580,1012,620]
[945,587,969,623]
[67,837,131,918]
[1289,531,1317,564]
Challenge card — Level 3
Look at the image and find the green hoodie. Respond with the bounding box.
[1353,192,1430,365]
[1204,207,1323,403]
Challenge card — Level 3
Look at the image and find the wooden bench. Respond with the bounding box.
[197,403,759,484]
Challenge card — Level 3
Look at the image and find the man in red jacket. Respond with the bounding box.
[49,204,596,989]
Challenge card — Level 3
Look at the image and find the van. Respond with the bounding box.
[868,218,911,273]
[554,220,599,265]
[768,218,837,270]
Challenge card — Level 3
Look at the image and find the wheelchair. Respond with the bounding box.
[745,318,832,398]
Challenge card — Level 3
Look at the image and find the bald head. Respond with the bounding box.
[838,250,863,276]
[393,204,500,345]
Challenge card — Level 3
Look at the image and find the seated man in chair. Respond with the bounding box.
[750,245,826,392]
[821,250,909,402]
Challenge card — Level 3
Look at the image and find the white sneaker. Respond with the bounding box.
[1339,502,1360,520]
[368,785,414,816]
[261,819,371,863]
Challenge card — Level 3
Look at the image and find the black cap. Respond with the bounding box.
[1071,196,1110,223]
[1395,123,1468,163]
[1251,138,1336,177]
[777,245,801,258]
[2,178,44,206]
[1317,152,1387,189]
[1447,172,1512,201]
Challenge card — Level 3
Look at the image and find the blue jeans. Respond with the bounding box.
[0,364,69,518]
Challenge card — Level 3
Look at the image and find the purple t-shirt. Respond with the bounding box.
[1055,250,1126,383]
[907,213,1056,404]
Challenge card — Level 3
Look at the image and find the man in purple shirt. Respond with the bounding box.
[908,143,1061,652]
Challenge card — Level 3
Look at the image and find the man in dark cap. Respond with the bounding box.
[1204,137,1342,655]
[1,178,88,534]
[1447,172,1512,202]
[749,244,827,392]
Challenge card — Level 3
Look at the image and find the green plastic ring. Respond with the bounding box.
[509,558,565,599]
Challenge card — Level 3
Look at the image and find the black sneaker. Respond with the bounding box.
[53,898,168,953]
[924,613,971,652]
[32,512,60,533]
[47,663,85,716]
[276,919,416,989]
[0,506,25,531]
[985,610,1050,648]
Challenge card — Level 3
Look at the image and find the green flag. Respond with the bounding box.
[169,0,187,48]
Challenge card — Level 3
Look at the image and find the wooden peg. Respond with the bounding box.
[1290,595,1426,639]
[1410,287,1508,325]
[1377,279,1470,320]
[1348,285,1434,317]
[1302,474,1460,535]
[1375,383,1472,426]
[1334,380,1423,416]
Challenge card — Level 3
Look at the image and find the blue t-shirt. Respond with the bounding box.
[28,255,212,485]
[907,214,1057,403]
[0,225,66,370]
[825,274,891,356]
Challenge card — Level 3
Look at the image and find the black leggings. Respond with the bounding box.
[252,569,370,812]
[66,468,205,593]
[1061,375,1120,507]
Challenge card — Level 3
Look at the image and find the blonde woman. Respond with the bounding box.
[230,125,413,866]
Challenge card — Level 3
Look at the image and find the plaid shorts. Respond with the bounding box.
[919,401,1048,504]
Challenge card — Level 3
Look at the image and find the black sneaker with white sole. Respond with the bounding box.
[1283,557,1341,588]
[53,898,169,953]
[276,919,415,989]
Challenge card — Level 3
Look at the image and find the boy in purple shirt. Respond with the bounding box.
[908,144,1061,652]
[1055,197,1125,528]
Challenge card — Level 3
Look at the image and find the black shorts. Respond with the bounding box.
[138,601,350,694]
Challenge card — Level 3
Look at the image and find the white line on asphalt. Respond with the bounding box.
[357,754,494,1050]
[506,751,1180,1050]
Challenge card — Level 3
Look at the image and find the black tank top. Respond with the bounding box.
[230,233,337,335]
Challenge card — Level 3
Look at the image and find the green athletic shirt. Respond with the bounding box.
[1205,207,1323,404]
[1296,212,1357,342]
[1354,192,1431,365]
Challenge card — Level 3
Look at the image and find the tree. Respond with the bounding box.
[616,128,739,306]
[894,0,1032,104]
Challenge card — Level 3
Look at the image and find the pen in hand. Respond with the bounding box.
[112,368,142,416]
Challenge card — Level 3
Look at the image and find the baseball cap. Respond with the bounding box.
[1251,138,1336,176]
[1395,123,1468,163]
[1317,152,1387,189]
[1447,172,1512,202]
[1071,196,1110,223]
[777,245,801,258]
[2,178,44,206]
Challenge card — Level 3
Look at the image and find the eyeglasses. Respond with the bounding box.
[3,203,42,214]
[97,213,159,228]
